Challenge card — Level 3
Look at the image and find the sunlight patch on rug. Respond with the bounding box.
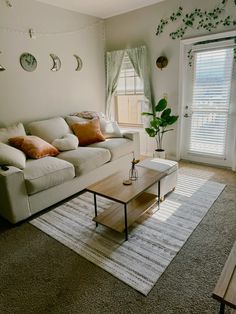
[30,174,225,295]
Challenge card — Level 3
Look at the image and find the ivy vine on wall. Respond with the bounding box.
[156,0,236,40]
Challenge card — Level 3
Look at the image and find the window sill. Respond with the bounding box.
[118,123,144,128]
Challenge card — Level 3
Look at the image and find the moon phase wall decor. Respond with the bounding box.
[0,51,6,71]
[1,52,83,72]
[74,54,83,71]
[20,52,37,72]
[50,54,61,72]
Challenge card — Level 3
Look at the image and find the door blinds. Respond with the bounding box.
[189,48,234,157]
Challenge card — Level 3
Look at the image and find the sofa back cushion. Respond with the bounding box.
[71,118,105,146]
[0,123,26,144]
[28,117,72,143]
[9,135,59,159]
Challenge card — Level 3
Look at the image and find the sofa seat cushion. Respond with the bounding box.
[88,138,134,161]
[57,147,111,176]
[24,157,75,195]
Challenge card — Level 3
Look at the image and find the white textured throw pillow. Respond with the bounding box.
[0,142,26,169]
[52,134,79,151]
[0,123,26,144]
[100,119,122,138]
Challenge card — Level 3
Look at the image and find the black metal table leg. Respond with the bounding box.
[219,303,225,314]
[94,193,98,227]
[158,180,161,210]
[124,204,128,241]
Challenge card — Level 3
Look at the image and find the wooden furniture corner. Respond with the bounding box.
[212,241,236,313]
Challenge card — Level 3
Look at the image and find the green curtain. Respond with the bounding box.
[126,46,153,112]
[105,50,125,119]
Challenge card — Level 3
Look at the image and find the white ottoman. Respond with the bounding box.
[137,158,178,200]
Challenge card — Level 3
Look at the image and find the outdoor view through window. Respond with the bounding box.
[116,53,144,126]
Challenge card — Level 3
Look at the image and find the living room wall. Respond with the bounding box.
[105,0,236,158]
[0,0,105,126]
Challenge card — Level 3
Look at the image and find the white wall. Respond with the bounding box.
[105,0,236,158]
[0,0,105,126]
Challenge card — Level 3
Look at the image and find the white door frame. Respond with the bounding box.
[176,30,236,168]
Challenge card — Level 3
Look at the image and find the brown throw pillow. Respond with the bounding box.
[9,135,59,159]
[71,118,105,146]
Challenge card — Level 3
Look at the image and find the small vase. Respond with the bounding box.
[129,167,138,181]
[153,149,166,159]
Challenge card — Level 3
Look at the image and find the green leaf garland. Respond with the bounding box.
[156,0,236,40]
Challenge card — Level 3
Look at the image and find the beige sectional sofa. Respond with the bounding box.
[0,116,140,224]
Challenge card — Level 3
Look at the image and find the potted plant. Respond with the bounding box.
[142,98,179,158]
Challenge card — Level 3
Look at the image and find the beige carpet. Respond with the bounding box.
[30,172,225,295]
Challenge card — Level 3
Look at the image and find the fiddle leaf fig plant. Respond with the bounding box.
[142,98,179,151]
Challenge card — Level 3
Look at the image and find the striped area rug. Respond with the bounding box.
[30,173,225,295]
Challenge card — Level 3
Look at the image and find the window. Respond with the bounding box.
[115,53,144,126]
[116,53,143,95]
[189,47,234,157]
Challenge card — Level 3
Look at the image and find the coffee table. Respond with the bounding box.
[86,167,167,241]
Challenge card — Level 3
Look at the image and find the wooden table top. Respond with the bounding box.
[212,241,236,309]
[86,167,167,204]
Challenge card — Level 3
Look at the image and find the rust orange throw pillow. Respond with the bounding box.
[71,118,105,146]
[9,135,59,159]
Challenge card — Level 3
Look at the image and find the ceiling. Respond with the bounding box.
[36,0,165,19]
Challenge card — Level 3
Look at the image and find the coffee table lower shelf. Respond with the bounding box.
[92,192,157,239]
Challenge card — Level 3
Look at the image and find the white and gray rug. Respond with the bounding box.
[30,173,225,295]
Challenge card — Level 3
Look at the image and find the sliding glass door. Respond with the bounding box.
[181,44,234,166]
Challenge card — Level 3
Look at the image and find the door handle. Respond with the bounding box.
[184,105,192,118]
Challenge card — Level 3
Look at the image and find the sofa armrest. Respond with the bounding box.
[0,166,31,224]
[122,131,140,159]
